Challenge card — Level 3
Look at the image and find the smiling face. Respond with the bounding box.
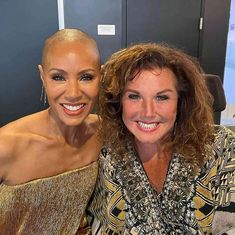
[38,40,100,126]
[121,68,178,148]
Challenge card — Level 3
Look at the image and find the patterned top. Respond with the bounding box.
[0,161,98,235]
[87,126,235,235]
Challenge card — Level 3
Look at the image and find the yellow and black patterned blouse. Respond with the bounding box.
[88,126,235,235]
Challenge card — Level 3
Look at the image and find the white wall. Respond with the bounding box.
[221,0,235,127]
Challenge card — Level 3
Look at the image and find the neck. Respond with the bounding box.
[134,139,170,163]
[46,108,82,145]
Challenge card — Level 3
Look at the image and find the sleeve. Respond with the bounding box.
[212,127,235,234]
[85,148,126,235]
[85,172,105,235]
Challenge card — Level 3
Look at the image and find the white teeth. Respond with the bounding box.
[137,121,158,129]
[63,104,84,111]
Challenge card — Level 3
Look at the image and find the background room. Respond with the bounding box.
[0,0,234,131]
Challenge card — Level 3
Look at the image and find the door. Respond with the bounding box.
[126,0,202,57]
[64,0,126,63]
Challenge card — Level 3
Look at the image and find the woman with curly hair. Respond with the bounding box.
[88,43,235,234]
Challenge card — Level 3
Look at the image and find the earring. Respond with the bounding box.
[40,85,47,105]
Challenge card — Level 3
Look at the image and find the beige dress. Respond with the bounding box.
[0,161,98,235]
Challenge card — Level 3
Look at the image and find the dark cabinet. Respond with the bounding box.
[64,0,126,64]
[126,0,202,57]
[64,0,203,62]
[0,0,230,126]
[63,0,230,80]
[200,0,231,78]
[0,0,58,126]
[63,0,230,124]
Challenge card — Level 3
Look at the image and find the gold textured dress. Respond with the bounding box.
[0,161,98,235]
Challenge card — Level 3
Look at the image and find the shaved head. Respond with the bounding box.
[41,28,100,67]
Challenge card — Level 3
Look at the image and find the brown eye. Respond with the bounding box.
[80,74,94,81]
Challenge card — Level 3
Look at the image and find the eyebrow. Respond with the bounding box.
[48,68,96,74]
[124,88,175,94]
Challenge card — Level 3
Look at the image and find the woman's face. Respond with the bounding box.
[121,68,178,147]
[39,40,100,126]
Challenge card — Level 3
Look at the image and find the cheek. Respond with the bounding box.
[93,85,100,96]
[45,86,63,99]
[122,101,137,122]
[166,104,178,122]
[88,87,99,100]
[84,82,100,97]
[157,102,177,123]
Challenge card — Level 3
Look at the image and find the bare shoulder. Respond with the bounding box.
[0,117,28,156]
[0,112,42,139]
[0,111,45,178]
[0,121,21,180]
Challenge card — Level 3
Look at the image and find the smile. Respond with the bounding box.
[137,121,159,130]
[62,104,85,111]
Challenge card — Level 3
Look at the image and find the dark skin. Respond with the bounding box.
[0,37,101,186]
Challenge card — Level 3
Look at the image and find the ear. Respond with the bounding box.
[38,64,44,84]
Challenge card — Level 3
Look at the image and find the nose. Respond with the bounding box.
[141,99,155,118]
[65,79,81,101]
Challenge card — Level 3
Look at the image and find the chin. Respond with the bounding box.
[60,116,86,127]
[135,137,161,145]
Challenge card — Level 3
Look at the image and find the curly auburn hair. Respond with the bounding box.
[98,43,215,167]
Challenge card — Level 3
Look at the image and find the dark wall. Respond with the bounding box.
[63,0,230,124]
[126,0,202,57]
[64,0,202,62]
[0,0,58,126]
[200,0,231,123]
[0,0,230,126]
[63,0,230,76]
[64,0,126,64]
[200,0,231,79]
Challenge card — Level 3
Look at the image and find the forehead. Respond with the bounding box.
[43,40,99,67]
[127,68,177,87]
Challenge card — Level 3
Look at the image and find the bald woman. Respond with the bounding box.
[0,28,101,234]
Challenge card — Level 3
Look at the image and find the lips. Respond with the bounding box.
[61,103,86,116]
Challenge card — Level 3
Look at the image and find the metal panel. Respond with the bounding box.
[0,0,58,126]
[200,0,231,124]
[200,0,231,79]
[126,0,202,57]
[64,0,126,63]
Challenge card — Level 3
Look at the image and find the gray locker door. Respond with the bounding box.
[126,0,202,57]
[0,0,58,126]
[200,0,231,79]
[64,0,126,64]
[200,0,231,124]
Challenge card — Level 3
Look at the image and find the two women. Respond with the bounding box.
[1,29,234,234]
